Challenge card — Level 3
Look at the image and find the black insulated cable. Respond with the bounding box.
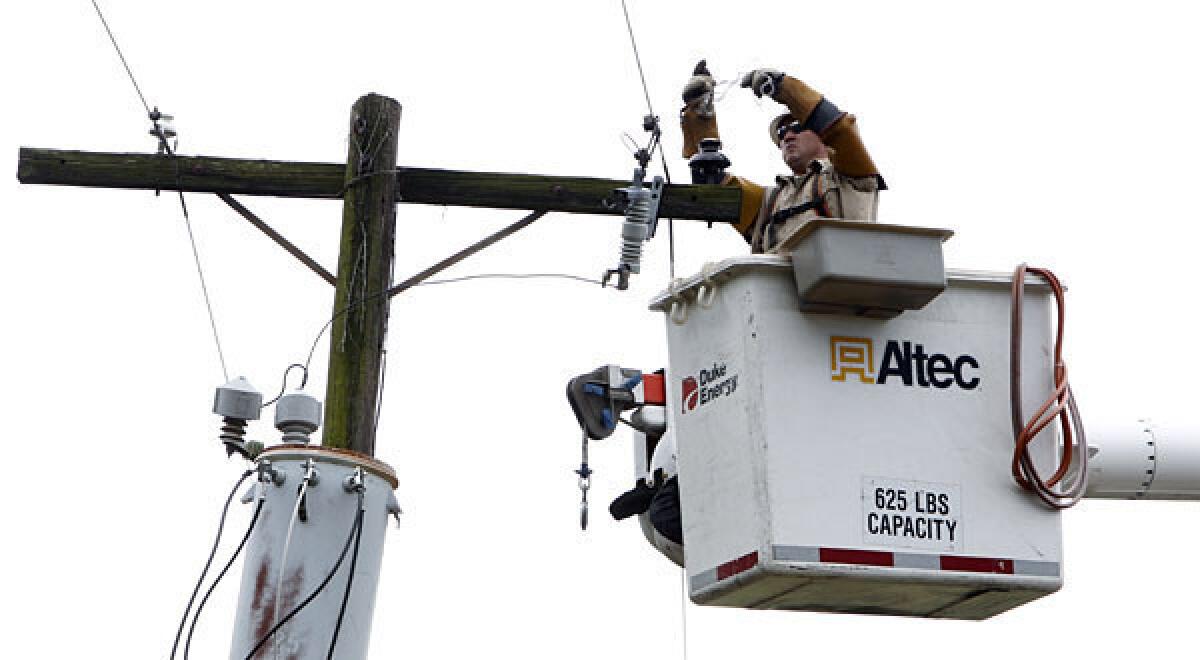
[326,491,366,660]
[183,498,266,660]
[242,505,365,660]
[262,363,310,408]
[170,469,254,660]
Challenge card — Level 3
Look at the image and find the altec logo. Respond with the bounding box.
[830,336,980,390]
[681,363,738,413]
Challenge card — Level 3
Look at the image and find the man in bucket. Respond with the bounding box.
[614,63,889,551]
[681,61,887,253]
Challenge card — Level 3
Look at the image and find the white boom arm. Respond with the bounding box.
[1085,419,1200,500]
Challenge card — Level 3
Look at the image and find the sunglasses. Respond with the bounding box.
[776,121,806,141]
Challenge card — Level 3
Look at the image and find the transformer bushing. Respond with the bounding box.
[275,390,322,444]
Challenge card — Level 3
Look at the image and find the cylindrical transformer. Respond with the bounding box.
[1086,419,1200,500]
[229,446,397,660]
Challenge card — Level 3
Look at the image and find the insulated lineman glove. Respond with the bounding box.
[681,59,715,116]
[738,70,883,182]
[740,68,784,98]
[680,59,720,158]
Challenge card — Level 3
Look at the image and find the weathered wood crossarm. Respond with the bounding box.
[17,147,740,223]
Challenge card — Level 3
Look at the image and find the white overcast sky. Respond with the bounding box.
[4,1,1200,659]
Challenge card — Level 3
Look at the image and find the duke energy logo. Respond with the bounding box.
[681,363,738,413]
[830,336,980,390]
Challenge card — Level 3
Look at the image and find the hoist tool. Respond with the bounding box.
[565,365,645,529]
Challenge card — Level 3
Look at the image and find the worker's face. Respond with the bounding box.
[780,128,827,173]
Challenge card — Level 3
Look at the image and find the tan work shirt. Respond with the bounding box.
[748,158,880,253]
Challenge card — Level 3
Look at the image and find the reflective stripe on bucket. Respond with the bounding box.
[690,546,1059,591]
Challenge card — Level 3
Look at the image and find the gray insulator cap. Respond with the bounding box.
[275,390,322,443]
[214,377,263,421]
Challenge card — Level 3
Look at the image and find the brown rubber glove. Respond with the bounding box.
[748,71,883,182]
[680,60,720,158]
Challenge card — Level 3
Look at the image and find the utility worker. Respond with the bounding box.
[681,61,887,253]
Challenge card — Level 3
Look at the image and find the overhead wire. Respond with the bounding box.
[175,185,231,382]
[617,0,676,279]
[263,363,310,406]
[89,0,150,115]
[618,0,655,118]
[301,272,604,377]
[89,0,230,382]
[420,272,603,287]
[615,10,687,659]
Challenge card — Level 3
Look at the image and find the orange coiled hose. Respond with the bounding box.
[1009,264,1088,509]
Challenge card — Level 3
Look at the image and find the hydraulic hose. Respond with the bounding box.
[1009,264,1088,508]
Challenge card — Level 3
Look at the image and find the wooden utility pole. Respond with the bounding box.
[323,94,402,456]
[15,93,744,458]
[15,92,748,660]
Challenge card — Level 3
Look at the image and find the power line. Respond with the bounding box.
[89,0,151,116]
[618,0,655,118]
[419,273,603,287]
[89,0,231,382]
[177,196,231,382]
[301,271,603,377]
[617,0,678,279]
